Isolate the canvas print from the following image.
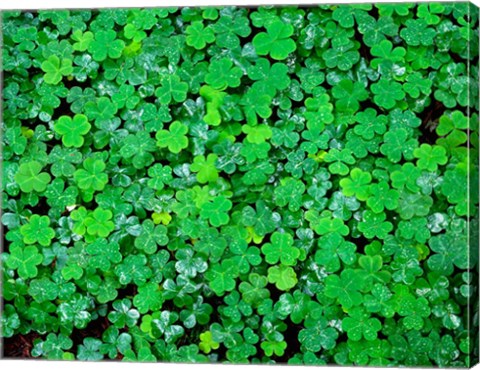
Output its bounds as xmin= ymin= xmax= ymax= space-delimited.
xmin=1 ymin=2 xmax=479 ymax=367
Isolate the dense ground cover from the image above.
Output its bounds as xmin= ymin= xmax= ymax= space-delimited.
xmin=1 ymin=3 xmax=479 ymax=366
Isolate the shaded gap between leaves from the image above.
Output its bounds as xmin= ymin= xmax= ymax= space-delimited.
xmin=3 ymin=331 xmax=40 ymax=358
xmin=417 ymin=97 xmax=445 ymax=145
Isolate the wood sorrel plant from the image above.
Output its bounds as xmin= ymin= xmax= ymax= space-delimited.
xmin=1 ymin=3 xmax=479 ymax=366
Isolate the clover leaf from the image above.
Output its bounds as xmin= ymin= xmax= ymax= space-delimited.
xmin=20 ymin=214 xmax=55 ymax=247
xmin=314 ymin=232 xmax=356 ymax=272
xmin=133 ymin=282 xmax=164 ymax=314
xmin=186 ymin=21 xmax=215 ymax=49
xmin=400 ymin=18 xmax=436 ymax=46
xmin=380 ymin=128 xmax=418 ymax=163
xmin=238 ymin=273 xmax=270 ymax=306
xmin=367 ymin=182 xmax=399 ymax=213
xmin=32 ymin=333 xmax=73 ymax=360
xmin=358 ymin=210 xmax=393 ymax=239
xmin=86 ymin=238 xmax=122 ymax=271
xmin=200 ymin=196 xmax=232 ymax=227
xmin=156 ymin=121 xmax=189 ymax=154
xmin=371 ymin=79 xmax=406 ymax=110
xmin=413 ymin=144 xmax=448 ymax=172
xmin=261 ymin=232 xmax=300 ymax=266
xmin=84 ymin=208 xmax=115 ymax=238
xmin=14 ymin=161 xmax=51 ymax=193
xmin=6 ymin=245 xmax=43 ymax=279
xmin=54 ymin=114 xmax=91 ymax=148
xmin=324 ymin=269 xmax=365 ymax=309
xmin=155 ymin=75 xmax=189 ymax=105
xmin=267 ymin=265 xmax=297 ymax=291
xmin=205 ymin=58 xmax=243 ymax=89
xmin=339 ymin=168 xmax=372 ymax=201
xmin=41 ymin=55 xmax=73 ymax=85
xmin=273 ymin=177 xmax=306 ymax=212
xmin=299 ymin=314 xmax=338 ymax=352
xmin=71 ymin=29 xmax=94 ymax=51
xmin=323 ymin=36 xmax=360 ymax=71
xmin=427 ymin=233 xmax=468 ymax=274
xmin=74 ymin=158 xmax=108 ymax=191
xmin=115 ymin=254 xmax=152 ymax=286
xmin=88 ymin=30 xmax=125 ymax=61
xmin=342 ymin=307 xmax=382 ymax=341
xmin=196 ymin=158 xmax=224 ymax=186
xmin=252 ymin=20 xmax=296 ymax=60
xmin=205 ymin=259 xmax=239 ymax=296
xmin=247 ymin=58 xmax=290 ymax=96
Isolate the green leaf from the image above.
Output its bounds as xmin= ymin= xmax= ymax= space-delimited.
xmin=134 ymin=282 xmax=164 ymax=314
xmin=88 ymin=29 xmax=125 ymax=61
xmin=367 ymin=182 xmax=399 ymax=213
xmin=84 ymin=208 xmax=115 ymax=237
xmin=314 ymin=232 xmax=356 ymax=272
xmin=71 ymin=29 xmax=94 ymax=51
xmin=135 ymin=220 xmax=168 ymax=254
xmin=413 ymin=144 xmax=448 ymax=172
xmin=371 ymin=79 xmax=406 ymax=110
xmin=86 ymin=238 xmax=122 ymax=271
xmin=342 ymin=307 xmax=382 ymax=341
xmin=186 ymin=21 xmax=215 ymax=49
xmin=261 ymin=232 xmax=300 ymax=266
xmin=400 ymin=18 xmax=435 ymax=46
xmin=6 ymin=245 xmax=43 ymax=279
xmin=358 ymin=210 xmax=393 ymax=239
xmin=205 ymin=259 xmax=239 ymax=296
xmin=190 ymin=154 xmax=219 ymax=183
xmin=155 ymin=75 xmax=189 ymax=104
xmin=54 ymin=114 xmax=91 ymax=148
xmin=115 ymin=254 xmax=152 ymax=286
xmin=156 ymin=121 xmax=189 ymax=154
xmin=261 ymin=339 xmax=287 ymax=357
xmin=206 ymin=58 xmax=243 ymax=89
xmin=77 ymin=338 xmax=104 ymax=361
xmin=339 ymin=168 xmax=372 ymax=201
xmin=73 ymin=157 xmax=108 ymax=191
xmin=120 ymin=131 xmax=156 ymax=169
xmin=324 ymin=269 xmax=365 ymax=309
xmin=199 ymin=331 xmax=220 ymax=354
xmin=41 ymin=55 xmax=73 ymax=85
xmin=238 ymin=273 xmax=270 ymax=305
xmin=20 ymin=214 xmax=55 ymax=246
xmin=252 ymin=20 xmax=296 ymax=60
xmin=323 ymin=37 xmax=359 ymax=71
xmin=299 ymin=314 xmax=338 ymax=352
xmin=200 ymin=196 xmax=232 ymax=227
xmin=427 ymin=233 xmax=468 ymax=274
xmin=267 ymin=265 xmax=298 ymax=291
xmin=108 ymin=299 xmax=140 ymax=328
xmin=14 ymin=161 xmax=51 ymax=192
xmin=380 ymin=128 xmax=418 ymax=163
xmin=28 ymin=277 xmax=58 ymax=303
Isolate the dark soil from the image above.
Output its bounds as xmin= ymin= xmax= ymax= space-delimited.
xmin=3 ymin=332 xmax=40 ymax=359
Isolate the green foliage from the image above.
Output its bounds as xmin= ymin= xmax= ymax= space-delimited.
xmin=2 ymin=4 xmax=478 ymax=367
xmin=156 ymin=121 xmax=189 ymax=154
xmin=20 ymin=214 xmax=55 ymax=246
xmin=73 ymin=157 xmax=108 ymax=191
xmin=14 ymin=161 xmax=51 ymax=192
xmin=252 ymin=20 xmax=296 ymax=60
xmin=54 ymin=114 xmax=91 ymax=148
xmin=88 ymin=30 xmax=125 ymax=61
xmin=41 ymin=55 xmax=73 ymax=85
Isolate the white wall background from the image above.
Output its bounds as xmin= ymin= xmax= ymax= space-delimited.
xmin=1 ymin=0 xmax=479 ymax=369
